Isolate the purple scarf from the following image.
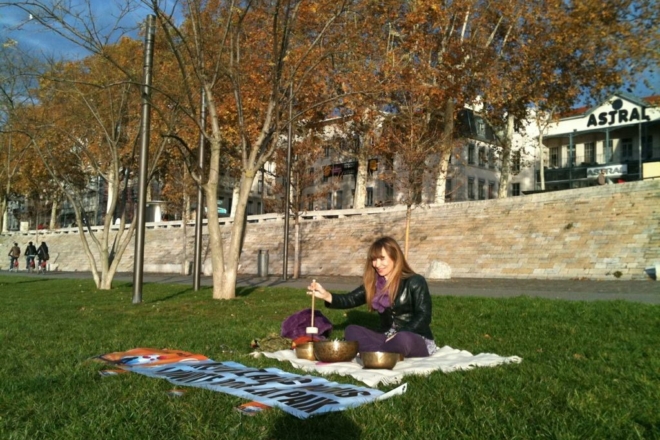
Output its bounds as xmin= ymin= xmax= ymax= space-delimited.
xmin=371 ymin=275 xmax=391 ymax=312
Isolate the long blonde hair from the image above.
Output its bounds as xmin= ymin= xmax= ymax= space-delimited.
xmin=363 ymin=236 xmax=415 ymax=311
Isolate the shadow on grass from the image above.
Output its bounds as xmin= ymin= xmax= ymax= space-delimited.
xmin=268 ymin=411 xmax=361 ymax=440
xmin=4 ymin=277 xmax=55 ymax=286
xmin=236 ymin=286 xmax=261 ymax=297
xmin=148 ymin=288 xmax=197 ymax=302
xmin=114 ymin=281 xmax=199 ymax=303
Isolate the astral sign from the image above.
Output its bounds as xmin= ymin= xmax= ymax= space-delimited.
xmin=586 ymin=99 xmax=650 ymax=128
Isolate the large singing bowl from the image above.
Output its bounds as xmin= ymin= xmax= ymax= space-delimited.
xmin=313 ymin=340 xmax=359 ymax=363
xmin=360 ymin=351 xmax=401 ymax=370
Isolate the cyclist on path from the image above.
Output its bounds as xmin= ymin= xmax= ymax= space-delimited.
xmin=25 ymin=241 xmax=38 ymax=270
xmin=8 ymin=243 xmax=21 ymax=272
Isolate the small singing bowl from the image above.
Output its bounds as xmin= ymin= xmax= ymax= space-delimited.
xmin=295 ymin=342 xmax=316 ymax=361
xmin=313 ymin=340 xmax=359 ymax=363
xmin=360 ymin=351 xmax=401 ymax=370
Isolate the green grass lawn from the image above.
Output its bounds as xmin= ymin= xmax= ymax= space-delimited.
xmin=0 ymin=275 xmax=658 ymax=440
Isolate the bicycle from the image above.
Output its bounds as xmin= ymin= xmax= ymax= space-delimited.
xmin=26 ymin=256 xmax=36 ymax=273
xmin=38 ymin=259 xmax=48 ymax=274
xmin=8 ymin=257 xmax=18 ymax=272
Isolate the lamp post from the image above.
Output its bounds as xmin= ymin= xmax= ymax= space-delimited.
xmin=282 ymin=84 xmax=293 ymax=280
xmin=193 ymin=87 xmax=206 ymax=290
xmin=132 ymin=15 xmax=156 ymax=304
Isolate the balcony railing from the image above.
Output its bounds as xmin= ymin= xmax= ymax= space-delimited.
xmin=547 ymin=153 xmax=628 ymax=169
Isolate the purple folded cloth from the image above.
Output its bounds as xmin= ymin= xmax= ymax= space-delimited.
xmin=281 ymin=308 xmax=333 ymax=339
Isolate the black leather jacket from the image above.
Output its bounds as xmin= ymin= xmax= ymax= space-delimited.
xmin=325 ymin=274 xmax=434 ymax=340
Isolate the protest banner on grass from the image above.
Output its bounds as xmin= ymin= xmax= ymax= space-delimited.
xmin=128 ymin=360 xmax=406 ymax=419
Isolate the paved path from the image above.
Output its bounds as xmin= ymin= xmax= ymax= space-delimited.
xmin=11 ymin=271 xmax=659 ymax=304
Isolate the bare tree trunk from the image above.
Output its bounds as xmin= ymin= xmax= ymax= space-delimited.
xmin=497 ymin=114 xmax=515 ymax=198
xmin=354 ymin=156 xmax=368 ymax=208
xmin=106 ymin=173 xmax=116 ymax=217
xmin=205 ymin=135 xmax=226 ymax=298
xmin=538 ymin=128 xmax=546 ymax=191
xmin=49 ymin=198 xmax=58 ymax=229
xmin=230 ymin=186 xmax=240 ymax=217
xmin=404 ymin=204 xmax=412 ymax=258
xmin=215 ymin=173 xmax=254 ymax=299
xmin=0 ymin=199 xmax=6 ymax=232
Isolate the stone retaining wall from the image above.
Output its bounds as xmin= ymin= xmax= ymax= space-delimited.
xmin=2 ymin=180 xmax=659 ymax=280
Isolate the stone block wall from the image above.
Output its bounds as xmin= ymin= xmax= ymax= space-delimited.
xmin=2 ymin=180 xmax=658 ymax=280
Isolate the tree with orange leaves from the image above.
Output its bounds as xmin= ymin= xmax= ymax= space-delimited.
xmin=12 ymin=35 xmax=177 ymax=289
xmin=148 ymin=0 xmax=358 ymax=299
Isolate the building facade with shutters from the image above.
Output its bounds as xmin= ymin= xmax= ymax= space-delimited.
xmin=296 ymin=108 xmax=539 ymax=211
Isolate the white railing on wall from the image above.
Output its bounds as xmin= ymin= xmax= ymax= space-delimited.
xmin=1 ymin=205 xmax=409 ymax=237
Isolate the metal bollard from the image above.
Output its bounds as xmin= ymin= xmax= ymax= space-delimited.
xmin=257 ymin=250 xmax=269 ymax=277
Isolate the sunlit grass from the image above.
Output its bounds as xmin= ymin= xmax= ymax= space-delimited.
xmin=0 ymin=275 xmax=658 ymax=439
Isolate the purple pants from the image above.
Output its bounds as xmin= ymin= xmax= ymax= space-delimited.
xmin=344 ymin=324 xmax=430 ymax=358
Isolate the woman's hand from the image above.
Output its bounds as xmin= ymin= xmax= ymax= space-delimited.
xmin=307 ymin=279 xmax=332 ymax=303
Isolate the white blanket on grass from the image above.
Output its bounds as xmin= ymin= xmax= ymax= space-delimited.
xmin=257 ymin=345 xmax=522 ymax=388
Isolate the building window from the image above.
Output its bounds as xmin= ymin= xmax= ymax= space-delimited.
xmin=478 ymin=179 xmax=486 ymax=200
xmin=247 ymin=200 xmax=254 ymax=215
xmin=335 ymin=191 xmax=343 ymax=209
xmin=584 ymin=142 xmax=595 ymax=163
xmin=622 ymin=138 xmax=633 ymax=159
xmin=467 ymin=177 xmax=475 ymax=200
xmin=512 ymin=150 xmax=521 ymax=173
xmin=606 ymin=140 xmax=614 ymax=163
xmin=488 ymin=181 xmax=496 ymax=198
xmin=478 ymin=147 xmax=486 ymax=167
xmin=468 ymin=143 xmax=476 ymax=165
xmin=488 ymin=149 xmax=496 ymax=169
xmin=642 ymin=136 xmax=653 ymax=159
xmin=366 ymin=187 xmax=373 ymax=206
xmin=368 ymin=158 xmax=378 ymax=176
xmin=326 ymin=192 xmax=332 ymax=210
xmin=476 ymin=118 xmax=486 ymax=138
xmin=445 ymin=179 xmax=453 ymax=202
xmin=550 ymin=147 xmax=559 ymax=167
xmin=512 ymin=183 xmax=520 ymax=196
xmin=324 ymin=146 xmax=331 ymax=157
xmin=385 ymin=183 xmax=394 ymax=201
xmin=307 ymin=195 xmax=313 ymax=211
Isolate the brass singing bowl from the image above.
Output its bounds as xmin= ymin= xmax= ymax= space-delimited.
xmin=313 ymin=340 xmax=359 ymax=363
xmin=294 ymin=342 xmax=316 ymax=361
xmin=360 ymin=351 xmax=401 ymax=369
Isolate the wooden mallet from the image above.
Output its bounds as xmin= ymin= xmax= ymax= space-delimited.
xmin=306 ymin=279 xmax=319 ymax=335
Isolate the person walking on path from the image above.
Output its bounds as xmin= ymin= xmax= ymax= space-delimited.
xmin=37 ymin=242 xmax=50 ymax=272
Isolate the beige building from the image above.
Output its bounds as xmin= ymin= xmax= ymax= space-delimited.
xmin=541 ymin=93 xmax=660 ymax=189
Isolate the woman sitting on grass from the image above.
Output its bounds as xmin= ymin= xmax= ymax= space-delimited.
xmin=307 ymin=236 xmax=436 ymax=358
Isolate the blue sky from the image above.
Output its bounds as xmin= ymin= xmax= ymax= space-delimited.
xmin=0 ymin=0 xmax=170 ymax=59
xmin=1 ymin=1 xmax=658 ymax=99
